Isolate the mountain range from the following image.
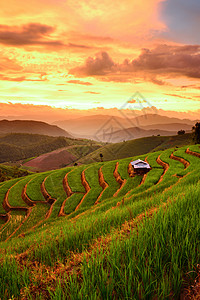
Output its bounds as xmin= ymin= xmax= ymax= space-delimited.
xmin=53 ymin=114 xmax=195 ymax=142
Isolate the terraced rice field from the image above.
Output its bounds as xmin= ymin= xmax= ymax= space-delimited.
xmin=0 ymin=145 xmax=200 ymax=299
xmin=0 ymin=145 xmax=199 ymax=240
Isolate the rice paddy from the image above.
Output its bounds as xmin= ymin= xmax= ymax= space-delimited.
xmin=0 ymin=145 xmax=200 ymax=299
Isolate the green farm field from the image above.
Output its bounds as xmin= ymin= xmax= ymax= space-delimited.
xmin=0 ymin=144 xmax=200 ymax=299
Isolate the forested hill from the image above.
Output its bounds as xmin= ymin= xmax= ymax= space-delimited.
xmin=0 ymin=133 xmax=99 ymax=163
xmin=0 ymin=119 xmax=72 ymax=137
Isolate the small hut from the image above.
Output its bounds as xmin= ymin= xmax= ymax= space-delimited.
xmin=130 ymin=159 xmax=151 ymax=175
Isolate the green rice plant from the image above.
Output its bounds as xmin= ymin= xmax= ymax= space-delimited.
xmin=44 ymin=167 xmax=72 ymax=218
xmin=189 ymin=144 xmax=200 ymax=153
xmin=64 ymin=193 xmax=84 ymax=214
xmin=0 ymin=210 xmax=27 ymax=241
xmin=0 ymin=178 xmax=23 ymax=214
xmin=0 ymin=256 xmax=30 ymax=299
xmin=117 ymin=154 xmax=146 ymax=197
xmin=63 ymin=180 xmax=200 ymax=299
xmin=0 ymin=146 xmax=199 ymax=266
xmin=78 ymin=162 xmax=103 ymax=209
xmin=8 ymin=175 xmax=36 ymax=207
xmin=67 ymin=165 xmax=86 ymax=193
xmin=0 ymin=145 xmax=200 ymax=298
xmin=11 ymin=203 xmax=50 ymax=239
xmin=26 ymin=171 xmax=53 ymax=201
xmin=99 ymin=161 xmax=120 ymax=201
xmin=6 ymin=167 xmax=199 ymax=266
xmin=173 ymin=146 xmax=200 ymax=175
xmin=159 ymin=148 xmax=185 ymax=179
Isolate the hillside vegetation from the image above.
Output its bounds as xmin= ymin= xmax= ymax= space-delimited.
xmin=0 ymin=164 xmax=31 ymax=182
xmin=78 ymin=133 xmax=193 ymax=164
xmin=0 ymin=144 xmax=200 ymax=299
xmin=0 ymin=133 xmax=102 ymax=164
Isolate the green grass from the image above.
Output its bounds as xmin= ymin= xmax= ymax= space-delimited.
xmin=79 ymin=134 xmax=193 ymax=164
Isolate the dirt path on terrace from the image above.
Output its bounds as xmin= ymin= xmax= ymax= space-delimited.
xmin=156 ymin=155 xmax=169 ymax=183
xmin=113 ymin=162 xmax=126 ymax=197
xmin=95 ymin=166 xmax=108 ymax=204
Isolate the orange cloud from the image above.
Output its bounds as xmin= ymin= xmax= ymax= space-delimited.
xmin=164 ymin=94 xmax=194 ymax=100
xmin=84 ymin=91 xmax=101 ymax=94
xmin=70 ymin=51 xmax=115 ymax=76
xmin=128 ymin=99 xmax=137 ymax=104
xmin=67 ymin=80 xmax=93 ymax=86
xmin=0 ymin=55 xmax=22 ymax=71
xmin=0 ymin=102 xmax=199 ymax=123
xmin=0 ymin=23 xmax=64 ymax=47
xmin=69 ymin=45 xmax=200 ymax=83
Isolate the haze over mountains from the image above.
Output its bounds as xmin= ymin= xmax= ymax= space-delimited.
xmin=54 ymin=114 xmax=195 ymax=142
xmin=0 ymin=114 xmax=196 ymax=143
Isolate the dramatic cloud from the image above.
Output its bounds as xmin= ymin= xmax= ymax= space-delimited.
xmin=0 ymin=0 xmax=199 ymax=114
xmin=70 ymin=52 xmax=115 ymax=76
xmin=70 ymin=45 xmax=200 ymax=83
xmin=0 ymin=23 xmax=64 ymax=47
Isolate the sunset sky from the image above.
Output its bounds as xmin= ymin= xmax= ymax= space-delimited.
xmin=0 ymin=0 xmax=200 ymax=120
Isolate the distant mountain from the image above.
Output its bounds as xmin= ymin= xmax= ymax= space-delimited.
xmin=131 ymin=114 xmax=196 ymax=127
xmin=140 ymin=123 xmax=192 ymax=132
xmin=0 ymin=120 xmax=73 ymax=138
xmin=53 ymin=113 xmax=195 ymax=141
xmin=53 ymin=115 xmax=131 ymax=138
xmin=99 ymin=127 xmax=178 ymax=143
